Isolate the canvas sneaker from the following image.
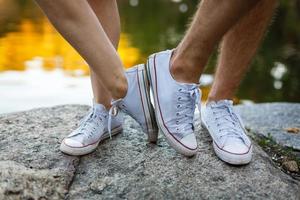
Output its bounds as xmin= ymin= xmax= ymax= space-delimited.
xmin=146 ymin=50 xmax=200 ymax=156
xmin=202 ymin=100 xmax=252 ymax=165
xmin=109 ymin=64 xmax=158 ymax=143
xmin=60 ymin=103 xmax=122 ymax=156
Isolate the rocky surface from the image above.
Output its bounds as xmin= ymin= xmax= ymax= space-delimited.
xmin=235 ymin=103 xmax=300 ymax=150
xmin=0 ymin=104 xmax=299 ymax=200
xmin=0 ymin=106 xmax=84 ymax=200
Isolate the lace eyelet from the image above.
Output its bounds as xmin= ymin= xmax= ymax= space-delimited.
xmin=176 ymin=113 xmax=180 ymax=116
xmin=177 ymin=105 xmax=181 ymax=108
xmin=178 ymin=97 xmax=182 ymax=100
xmin=178 ymin=88 xmax=182 ymax=92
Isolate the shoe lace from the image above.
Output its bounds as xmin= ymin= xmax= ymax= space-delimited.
xmin=108 ymin=99 xmax=124 ymax=138
xmin=210 ymin=103 xmax=247 ymax=145
xmin=77 ymin=108 xmax=106 ymax=139
xmin=175 ymin=84 xmax=201 ymax=133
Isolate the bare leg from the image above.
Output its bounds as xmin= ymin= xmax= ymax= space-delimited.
xmin=170 ymin=0 xmax=259 ymax=83
xmin=35 ymin=0 xmax=127 ymax=99
xmin=87 ymin=0 xmax=120 ymax=108
xmin=208 ymin=0 xmax=277 ymax=101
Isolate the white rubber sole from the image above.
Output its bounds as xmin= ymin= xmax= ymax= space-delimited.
xmin=146 ymin=56 xmax=197 ymax=156
xmin=136 ymin=64 xmax=159 ymax=143
xmin=60 ymin=126 xmax=123 ymax=156
xmin=213 ymin=142 xmax=252 ymax=165
xmin=201 ymin=119 xmax=252 ymax=165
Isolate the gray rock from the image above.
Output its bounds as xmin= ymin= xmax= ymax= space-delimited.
xmin=0 ymin=105 xmax=299 ymax=200
xmin=235 ymin=103 xmax=300 ymax=150
xmin=0 ymin=105 xmax=85 ymax=200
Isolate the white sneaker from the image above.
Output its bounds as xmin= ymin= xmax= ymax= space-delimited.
xmin=202 ymin=100 xmax=252 ymax=165
xmin=109 ymin=64 xmax=158 ymax=143
xmin=146 ymin=50 xmax=200 ymax=156
xmin=60 ymin=103 xmax=122 ymax=156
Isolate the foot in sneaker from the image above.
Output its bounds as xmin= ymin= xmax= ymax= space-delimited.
xmin=109 ymin=64 xmax=158 ymax=143
xmin=146 ymin=50 xmax=200 ymax=156
xmin=202 ymin=100 xmax=252 ymax=165
xmin=60 ymin=103 xmax=122 ymax=156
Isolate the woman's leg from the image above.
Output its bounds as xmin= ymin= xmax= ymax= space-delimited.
xmin=35 ymin=0 xmax=127 ymax=99
xmin=87 ymin=0 xmax=120 ymax=108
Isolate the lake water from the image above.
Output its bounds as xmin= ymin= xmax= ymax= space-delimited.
xmin=0 ymin=0 xmax=299 ymax=114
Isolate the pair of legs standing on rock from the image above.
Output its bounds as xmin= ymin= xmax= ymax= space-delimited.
xmin=36 ymin=0 xmax=276 ymax=164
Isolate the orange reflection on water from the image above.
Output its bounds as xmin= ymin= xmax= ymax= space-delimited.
xmin=0 ymin=18 xmax=141 ymax=75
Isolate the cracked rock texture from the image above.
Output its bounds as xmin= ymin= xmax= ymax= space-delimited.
xmin=0 ymin=104 xmax=299 ymax=200
xmin=235 ymin=103 xmax=300 ymax=150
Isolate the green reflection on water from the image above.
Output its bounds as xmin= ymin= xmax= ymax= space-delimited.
xmin=119 ymin=0 xmax=300 ymax=102
xmin=0 ymin=0 xmax=299 ymax=102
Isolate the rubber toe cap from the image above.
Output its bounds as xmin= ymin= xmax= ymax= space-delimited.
xmin=222 ymin=139 xmax=251 ymax=155
xmin=180 ymin=133 xmax=197 ymax=150
xmin=63 ymin=138 xmax=83 ymax=148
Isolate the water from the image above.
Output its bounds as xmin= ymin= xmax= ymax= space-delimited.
xmin=0 ymin=0 xmax=299 ymax=114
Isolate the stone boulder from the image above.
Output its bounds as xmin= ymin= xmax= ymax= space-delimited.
xmin=235 ymin=103 xmax=300 ymax=150
xmin=0 ymin=104 xmax=299 ymax=199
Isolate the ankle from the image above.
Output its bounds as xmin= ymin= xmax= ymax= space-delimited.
xmin=208 ymin=86 xmax=236 ymax=103
xmin=112 ymin=77 xmax=128 ymax=100
xmin=170 ymin=52 xmax=200 ymax=84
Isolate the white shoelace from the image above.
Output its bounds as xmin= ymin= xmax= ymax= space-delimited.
xmin=70 ymin=108 xmax=107 ymax=139
xmin=210 ymin=103 xmax=249 ymax=146
xmin=175 ymin=84 xmax=201 ymax=134
xmin=108 ymin=99 xmax=123 ymax=137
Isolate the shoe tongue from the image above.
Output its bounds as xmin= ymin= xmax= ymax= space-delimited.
xmin=179 ymin=82 xmax=199 ymax=90
xmin=93 ymin=103 xmax=107 ymax=114
xmin=208 ymin=99 xmax=233 ymax=107
xmin=217 ymin=99 xmax=233 ymax=106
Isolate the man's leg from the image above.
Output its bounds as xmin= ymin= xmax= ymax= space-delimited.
xmin=146 ymin=0 xmax=260 ymax=156
xmin=201 ymin=0 xmax=277 ymax=164
xmin=208 ymin=0 xmax=277 ymax=101
xmin=35 ymin=0 xmax=127 ymax=99
xmin=87 ymin=0 xmax=120 ymax=108
xmin=170 ymin=0 xmax=259 ymax=83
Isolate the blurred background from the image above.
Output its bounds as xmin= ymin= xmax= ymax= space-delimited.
xmin=0 ymin=0 xmax=299 ymax=114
